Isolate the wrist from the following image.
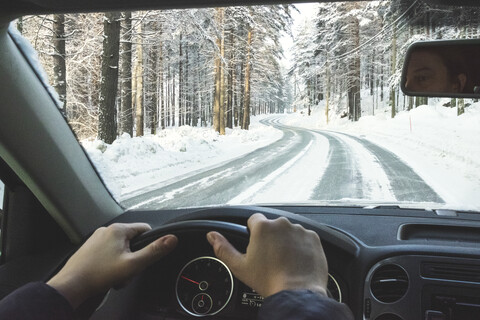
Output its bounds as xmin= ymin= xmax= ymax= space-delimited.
xmin=264 ymin=278 xmax=327 ymax=298
xmin=47 ymin=272 xmax=91 ymax=309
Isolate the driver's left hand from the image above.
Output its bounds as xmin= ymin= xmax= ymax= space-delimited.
xmin=47 ymin=223 xmax=177 ymax=309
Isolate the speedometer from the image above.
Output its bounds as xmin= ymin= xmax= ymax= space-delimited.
xmin=175 ymin=257 xmax=234 ymax=317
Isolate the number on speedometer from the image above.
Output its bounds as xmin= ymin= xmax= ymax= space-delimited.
xmin=175 ymin=257 xmax=234 ymax=317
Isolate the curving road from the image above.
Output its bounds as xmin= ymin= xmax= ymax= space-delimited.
xmin=122 ymin=117 xmax=317 ymax=209
xmin=122 ymin=115 xmax=443 ymax=210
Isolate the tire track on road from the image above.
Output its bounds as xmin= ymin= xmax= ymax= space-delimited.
xmin=341 ymin=133 xmax=444 ymax=203
xmin=310 ymin=132 xmax=364 ymax=200
xmin=311 ymin=129 xmax=443 ymax=203
xmin=122 ymin=117 xmax=316 ymax=209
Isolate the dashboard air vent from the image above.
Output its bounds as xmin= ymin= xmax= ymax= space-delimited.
xmin=370 ymin=264 xmax=409 ymax=303
xmin=421 ymin=262 xmax=480 ymax=283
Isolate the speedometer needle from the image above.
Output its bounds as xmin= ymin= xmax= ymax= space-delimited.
xmin=181 ymin=276 xmax=200 ymax=285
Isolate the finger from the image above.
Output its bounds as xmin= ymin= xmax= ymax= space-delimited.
xmin=121 ymin=223 xmax=152 ymax=239
xmin=247 ymin=213 xmax=268 ymax=231
xmin=130 ymin=234 xmax=178 ymax=270
xmin=207 ymin=232 xmax=245 ymax=276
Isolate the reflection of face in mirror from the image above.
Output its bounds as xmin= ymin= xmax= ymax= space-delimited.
xmin=405 ymin=49 xmax=467 ymax=93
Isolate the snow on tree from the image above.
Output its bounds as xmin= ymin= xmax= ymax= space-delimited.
xmin=18 ymin=1 xmax=480 ymax=142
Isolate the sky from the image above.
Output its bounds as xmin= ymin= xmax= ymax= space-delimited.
xmin=280 ymin=2 xmax=318 ymax=69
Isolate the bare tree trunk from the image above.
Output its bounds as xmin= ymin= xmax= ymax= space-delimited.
xmin=192 ymin=50 xmax=199 ymax=127
xmin=53 ymin=14 xmax=67 ymax=112
xmin=242 ymin=27 xmax=252 ymax=130
xmin=185 ymin=45 xmax=190 ymax=126
xmin=166 ymin=63 xmax=170 ymax=127
xmin=233 ymin=57 xmax=238 ymax=127
xmin=159 ymin=41 xmax=165 ymax=130
xmin=17 ymin=16 xmax=23 ymax=34
xmin=226 ymin=28 xmax=234 ymax=129
xmin=390 ymin=22 xmax=397 ymax=119
xmin=213 ymin=8 xmax=224 ymax=134
xmin=239 ymin=60 xmax=245 ymax=127
xmin=219 ymin=20 xmax=226 ymax=135
xmin=172 ymin=68 xmax=175 ymax=127
xmin=98 ymin=12 xmax=121 ymax=144
xmin=135 ymin=23 xmax=144 ymax=137
xmin=149 ymin=48 xmax=158 ymax=134
xmin=179 ymin=33 xmax=184 ymax=126
xmin=458 ymin=98 xmax=465 ymax=115
xmin=347 ymin=14 xmax=361 ymax=121
xmin=120 ymin=12 xmax=133 ymax=136
xmin=325 ymin=54 xmax=330 ymax=124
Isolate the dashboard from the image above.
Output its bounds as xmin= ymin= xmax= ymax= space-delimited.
xmin=90 ymin=205 xmax=480 ymax=320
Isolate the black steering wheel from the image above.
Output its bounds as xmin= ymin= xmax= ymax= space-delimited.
xmin=89 ymin=206 xmax=359 ymax=319
xmin=130 ymin=220 xmax=249 ymax=252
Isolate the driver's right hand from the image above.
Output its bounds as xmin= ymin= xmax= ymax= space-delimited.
xmin=206 ymin=213 xmax=328 ymax=298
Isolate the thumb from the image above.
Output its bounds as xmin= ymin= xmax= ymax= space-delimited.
xmin=131 ymin=234 xmax=178 ymax=271
xmin=207 ymin=232 xmax=244 ymax=277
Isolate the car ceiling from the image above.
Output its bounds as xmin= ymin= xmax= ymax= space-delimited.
xmin=1 ymin=0 xmax=480 ymax=18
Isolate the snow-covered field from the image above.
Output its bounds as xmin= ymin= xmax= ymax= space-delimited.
xmin=285 ymin=100 xmax=480 ymax=210
xmin=82 ymin=117 xmax=282 ymax=199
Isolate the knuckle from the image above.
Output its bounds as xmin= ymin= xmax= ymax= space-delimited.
xmin=307 ymin=229 xmax=320 ymax=241
xmin=276 ymin=217 xmax=290 ymax=225
xmin=253 ymin=219 xmax=270 ymax=233
xmin=108 ymin=223 xmax=126 ymax=235
xmin=293 ymin=223 xmax=305 ymax=230
xmin=214 ymin=242 xmax=226 ymax=258
xmin=96 ymin=226 xmax=107 ymax=233
xmin=150 ymin=240 xmax=163 ymax=255
xmin=274 ymin=217 xmax=294 ymax=230
xmin=107 ymin=223 xmax=121 ymax=231
xmin=92 ymin=226 xmax=108 ymax=237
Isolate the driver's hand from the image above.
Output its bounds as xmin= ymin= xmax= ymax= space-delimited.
xmin=47 ymin=223 xmax=177 ymax=309
xmin=207 ymin=213 xmax=328 ymax=298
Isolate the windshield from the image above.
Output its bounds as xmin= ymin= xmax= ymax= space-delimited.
xmin=17 ymin=1 xmax=480 ymax=211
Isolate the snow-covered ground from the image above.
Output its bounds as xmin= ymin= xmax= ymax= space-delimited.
xmin=285 ymin=100 xmax=480 ymax=211
xmin=82 ymin=116 xmax=282 ymax=200
xmin=82 ymin=98 xmax=480 ymax=211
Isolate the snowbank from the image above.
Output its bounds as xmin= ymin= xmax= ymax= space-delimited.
xmin=288 ymin=100 xmax=480 ymax=210
xmin=82 ymin=116 xmax=283 ymax=200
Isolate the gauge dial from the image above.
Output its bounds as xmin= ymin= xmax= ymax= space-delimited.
xmin=176 ymin=257 xmax=234 ymax=317
xmin=327 ymin=274 xmax=342 ymax=302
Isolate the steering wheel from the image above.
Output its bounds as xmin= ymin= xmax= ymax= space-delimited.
xmin=88 ymin=220 xmax=251 ymax=319
xmin=130 ymin=220 xmax=249 ymax=252
xmin=90 ymin=207 xmax=358 ymax=319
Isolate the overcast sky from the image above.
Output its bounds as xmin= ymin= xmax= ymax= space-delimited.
xmin=281 ymin=2 xmax=318 ymax=69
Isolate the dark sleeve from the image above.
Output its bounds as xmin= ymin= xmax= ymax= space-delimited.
xmin=0 ymin=282 xmax=75 ymax=319
xmin=258 ymin=290 xmax=354 ymax=320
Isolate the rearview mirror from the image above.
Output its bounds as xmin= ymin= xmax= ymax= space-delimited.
xmin=401 ymin=40 xmax=480 ymax=98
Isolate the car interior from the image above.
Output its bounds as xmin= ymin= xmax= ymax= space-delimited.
xmin=1 ymin=0 xmax=480 ymax=319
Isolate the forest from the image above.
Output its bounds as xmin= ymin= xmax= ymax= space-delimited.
xmin=17 ymin=0 xmax=480 ymax=143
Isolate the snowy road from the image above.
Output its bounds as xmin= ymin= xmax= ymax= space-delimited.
xmin=122 ymin=115 xmax=444 ymax=209
xmin=123 ymin=117 xmax=316 ymax=209
xmin=310 ymin=130 xmax=443 ymax=203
